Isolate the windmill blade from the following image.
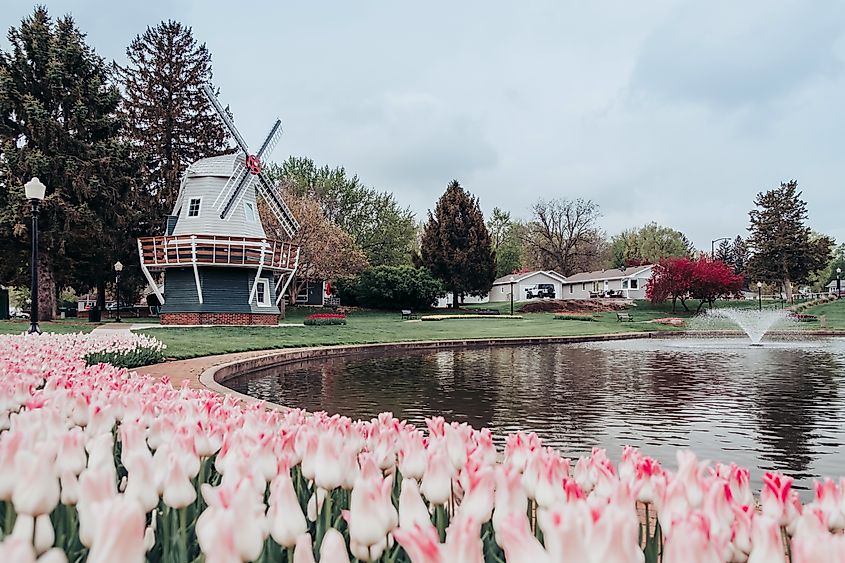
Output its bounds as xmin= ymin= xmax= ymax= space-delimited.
xmin=256 ymin=173 xmax=299 ymax=238
xmin=256 ymin=119 xmax=283 ymax=160
xmin=219 ymin=166 xmax=256 ymax=220
xmin=201 ymin=83 xmax=250 ymax=154
xmin=213 ymin=156 xmax=248 ymax=209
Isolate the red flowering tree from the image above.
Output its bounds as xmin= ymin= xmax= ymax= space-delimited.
xmin=647 ymin=257 xmax=744 ymax=312
xmin=689 ymin=259 xmax=745 ymax=312
xmin=646 ymin=258 xmax=695 ymax=312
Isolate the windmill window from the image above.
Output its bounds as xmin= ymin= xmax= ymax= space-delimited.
xmin=256 ymin=279 xmax=272 ymax=307
xmin=244 ymin=202 xmax=257 ymax=223
xmin=187 ymin=198 xmax=201 ymax=217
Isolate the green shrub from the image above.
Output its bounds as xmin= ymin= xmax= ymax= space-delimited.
xmin=304 ymin=314 xmax=347 ymax=326
xmin=553 ymin=314 xmax=596 ymax=321
xmin=351 ymin=265 xmax=445 ymax=310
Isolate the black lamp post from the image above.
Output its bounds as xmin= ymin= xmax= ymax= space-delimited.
xmin=711 ymin=237 xmax=730 ymax=259
xmin=25 ymin=178 xmax=46 ymax=335
xmin=837 ymin=267 xmax=841 ymax=298
xmin=509 ymin=276 xmax=515 ymax=316
xmin=114 ymin=261 xmax=124 ymax=323
xmin=757 ymin=281 xmax=763 ymax=311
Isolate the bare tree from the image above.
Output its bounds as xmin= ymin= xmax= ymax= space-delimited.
xmin=523 ymin=198 xmax=604 ymax=275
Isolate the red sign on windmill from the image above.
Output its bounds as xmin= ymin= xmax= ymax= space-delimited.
xmin=245 ymin=154 xmax=262 ymax=175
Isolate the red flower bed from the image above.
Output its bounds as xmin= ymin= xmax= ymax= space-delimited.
xmin=304 ymin=313 xmax=347 ymax=326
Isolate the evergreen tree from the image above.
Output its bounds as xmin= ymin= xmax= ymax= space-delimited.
xmin=715 ymin=238 xmax=732 ymax=264
xmin=116 ymin=20 xmax=229 ymax=234
xmin=0 ymin=7 xmax=141 ymax=319
xmin=747 ymin=180 xmax=832 ymax=300
xmin=420 ymin=180 xmax=496 ymax=307
xmin=730 ymin=235 xmax=748 ymax=278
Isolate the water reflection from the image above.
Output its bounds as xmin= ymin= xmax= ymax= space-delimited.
xmin=227 ymin=338 xmax=845 ymax=491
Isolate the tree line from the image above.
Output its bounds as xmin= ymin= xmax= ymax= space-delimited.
xmin=0 ymin=8 xmax=838 ymax=317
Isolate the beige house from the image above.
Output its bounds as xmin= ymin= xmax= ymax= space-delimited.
xmin=488 ymin=271 xmax=568 ymax=303
xmin=560 ymin=265 xmax=654 ymax=300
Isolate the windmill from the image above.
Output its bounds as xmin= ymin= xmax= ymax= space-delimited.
xmin=137 ymin=84 xmax=300 ymax=325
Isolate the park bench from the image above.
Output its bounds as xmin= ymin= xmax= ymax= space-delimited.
xmin=401 ymin=310 xmax=419 ymax=320
xmin=476 ymin=308 xmax=501 ymax=315
xmin=616 ymin=312 xmax=634 ymax=322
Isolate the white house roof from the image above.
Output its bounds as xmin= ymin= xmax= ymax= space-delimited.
xmin=829 ymin=280 xmax=840 ymax=288
xmin=562 ymin=264 xmax=654 ymax=284
xmin=492 ymin=270 xmax=567 ymax=285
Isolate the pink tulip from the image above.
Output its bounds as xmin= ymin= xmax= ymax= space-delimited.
xmin=457 ymin=463 xmax=495 ymax=522
xmin=536 ymin=501 xmax=591 ymax=562
xmin=398 ymin=431 xmax=427 ymax=480
xmin=77 ymin=466 xmax=117 ymax=547
xmin=195 ymin=502 xmax=240 ymax=563
xmin=498 ymin=512 xmax=550 ymax=563
xmin=0 ymin=536 xmax=37 ymax=563
xmin=12 ymin=449 xmax=60 ymax=516
xmin=86 ymin=496 xmax=147 ymax=563
xmin=813 ymin=478 xmax=845 ymax=531
xmin=268 ymin=471 xmax=308 ymax=548
xmin=0 ymin=430 xmax=24 ymax=501
xmin=747 ymin=515 xmax=787 ymax=563
xmin=393 ymin=523 xmax=443 ymax=563
xmin=162 ymin=451 xmax=197 ymax=508
xmin=123 ymin=451 xmax=159 ymax=513
xmin=492 ymin=465 xmax=528 ymax=544
xmin=675 ymin=450 xmax=707 ymax=509
xmin=320 ymin=528 xmax=351 ymax=563
xmin=57 ymin=428 xmax=87 ymax=476
xmin=442 ymin=512 xmax=484 ymax=563
xmin=662 ymin=511 xmax=725 ymax=563
xmin=399 ymin=478 xmax=433 ymax=530
xmin=760 ymin=472 xmax=796 ymax=527
xmin=420 ymin=440 xmax=452 ymax=506
xmin=314 ymin=430 xmax=346 ymax=491
xmin=293 ymin=533 xmax=317 ymax=563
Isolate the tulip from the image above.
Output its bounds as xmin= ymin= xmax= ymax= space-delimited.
xmin=314 ymin=431 xmax=345 ymax=491
xmin=420 ymin=440 xmax=452 ymax=506
xmin=12 ymin=449 xmax=60 ymax=516
xmin=77 ymin=466 xmax=117 ymax=547
xmin=86 ymin=496 xmax=147 ymax=563
xmin=268 ymin=471 xmax=308 ymax=548
xmin=492 ymin=465 xmax=528 ymax=545
xmin=747 ymin=515 xmax=786 ymax=563
xmin=536 ymin=502 xmax=591 ymax=562
xmin=293 ymin=533 xmax=317 ymax=563
xmin=0 ymin=536 xmax=37 ymax=563
xmin=393 ymin=523 xmax=442 ymax=563
xmin=399 ymin=478 xmax=432 ymax=530
xmin=320 ymin=528 xmax=351 ymax=563
xmin=398 ymin=432 xmax=427 ymax=480
xmin=662 ymin=512 xmax=724 ymax=563
xmin=162 ymin=451 xmax=197 ymax=509
xmin=760 ymin=472 xmax=796 ymax=528
xmin=498 ymin=513 xmax=550 ymax=563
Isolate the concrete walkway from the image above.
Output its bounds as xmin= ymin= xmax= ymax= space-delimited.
xmin=134 ymin=349 xmax=282 ymax=390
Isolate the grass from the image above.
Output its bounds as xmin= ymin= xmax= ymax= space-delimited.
xmin=0 ymin=318 xmax=97 ymax=334
xmin=140 ymin=306 xmax=661 ymax=360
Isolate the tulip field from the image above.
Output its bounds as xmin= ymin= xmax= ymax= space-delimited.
xmin=1 ymin=333 xmax=844 ymax=562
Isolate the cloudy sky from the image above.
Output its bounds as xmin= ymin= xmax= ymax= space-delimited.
xmin=3 ymin=1 xmax=844 ymax=249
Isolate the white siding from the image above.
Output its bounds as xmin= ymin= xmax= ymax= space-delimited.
xmin=489 ymin=272 xmax=563 ymax=302
xmin=171 ymin=175 xmax=267 ymax=239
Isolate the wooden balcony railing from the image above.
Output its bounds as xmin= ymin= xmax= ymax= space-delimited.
xmin=138 ymin=234 xmax=299 ymax=271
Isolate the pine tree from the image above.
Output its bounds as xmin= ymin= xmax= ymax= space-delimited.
xmin=747 ymin=180 xmax=832 ymax=300
xmin=730 ymin=235 xmax=748 ymax=277
xmin=116 ymin=20 xmax=229 ymax=234
xmin=0 ymin=7 xmax=141 ymax=319
xmin=420 ymin=180 xmax=496 ymax=308
xmin=715 ymin=238 xmax=732 ymax=264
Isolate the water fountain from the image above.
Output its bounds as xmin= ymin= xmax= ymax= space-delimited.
xmin=704 ymin=308 xmax=790 ymax=345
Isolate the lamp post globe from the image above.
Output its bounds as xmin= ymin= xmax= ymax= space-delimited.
xmin=25 ymin=178 xmax=46 ymax=335
xmin=114 ymin=261 xmax=124 ymax=323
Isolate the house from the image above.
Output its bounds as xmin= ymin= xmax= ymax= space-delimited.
xmin=560 ymin=265 xmax=654 ymax=300
xmin=435 ymin=293 xmax=488 ymax=308
xmin=488 ymin=271 xmax=568 ymax=303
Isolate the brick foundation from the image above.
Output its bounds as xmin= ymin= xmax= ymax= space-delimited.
xmin=160 ymin=312 xmax=280 ymax=326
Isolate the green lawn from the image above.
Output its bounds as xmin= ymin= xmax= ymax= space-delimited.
xmin=141 ymin=306 xmax=663 ymax=360
xmin=0 ymin=318 xmax=97 ymax=334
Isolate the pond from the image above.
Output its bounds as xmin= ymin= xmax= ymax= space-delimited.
xmin=226 ymin=337 xmax=845 ymax=492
